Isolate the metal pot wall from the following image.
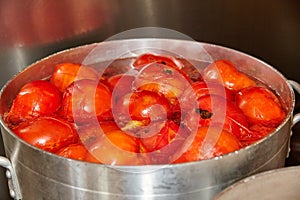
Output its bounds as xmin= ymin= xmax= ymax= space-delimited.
xmin=214 ymin=166 xmax=300 ymax=200
xmin=0 ymin=39 xmax=299 ymax=200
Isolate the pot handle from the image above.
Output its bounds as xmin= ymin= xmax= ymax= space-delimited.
xmin=288 ymin=80 xmax=300 ymax=126
xmin=0 ymin=156 xmax=22 ymax=200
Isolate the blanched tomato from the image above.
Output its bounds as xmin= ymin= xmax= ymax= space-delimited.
xmin=185 ymin=94 xmax=249 ymax=140
xmin=174 ymin=127 xmax=241 ymax=163
xmin=88 ymin=129 xmax=147 ymax=165
xmin=236 ymin=86 xmax=286 ymax=127
xmin=12 ymin=116 xmax=78 ymax=153
xmin=132 ymin=53 xmax=184 ymax=71
xmin=61 ymin=79 xmax=112 ymax=123
xmin=50 ymin=62 xmax=99 ymax=92
xmin=133 ymin=62 xmax=191 ymax=103
xmin=57 ymin=143 xmax=90 ymax=161
xmin=114 ymin=90 xmax=172 ymax=130
xmin=6 ymin=80 xmax=61 ymax=124
xmin=202 ymin=60 xmax=256 ymax=91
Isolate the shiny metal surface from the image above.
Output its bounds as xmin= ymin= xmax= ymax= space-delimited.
xmin=214 ymin=166 xmax=300 ymax=200
xmin=0 ymin=39 xmax=296 ymax=200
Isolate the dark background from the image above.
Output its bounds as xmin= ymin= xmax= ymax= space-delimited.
xmin=0 ymin=0 xmax=299 ymax=199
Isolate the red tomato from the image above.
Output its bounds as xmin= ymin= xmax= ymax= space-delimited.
xmin=50 ymin=63 xmax=99 ymax=92
xmin=174 ymin=127 xmax=241 ymax=163
xmin=12 ymin=116 xmax=78 ymax=153
xmin=113 ymin=90 xmax=172 ymax=130
xmin=236 ymin=86 xmax=286 ymax=127
xmin=88 ymin=130 xmax=147 ymax=165
xmin=133 ymin=62 xmax=191 ymax=104
xmin=184 ymin=94 xmax=249 ymax=140
xmin=61 ymin=79 xmax=112 ymax=123
xmin=106 ymin=74 xmax=135 ymax=103
xmin=7 ymin=80 xmax=61 ymax=123
xmin=202 ymin=60 xmax=256 ymax=91
xmin=132 ymin=53 xmax=184 ymax=70
xmin=57 ymin=143 xmax=90 ymax=161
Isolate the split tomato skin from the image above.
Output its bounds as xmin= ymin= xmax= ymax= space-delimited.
xmin=57 ymin=143 xmax=89 ymax=161
xmin=7 ymin=80 xmax=61 ymax=124
xmin=236 ymin=86 xmax=286 ymax=127
xmin=12 ymin=116 xmax=78 ymax=153
xmin=202 ymin=60 xmax=256 ymax=91
xmin=174 ymin=127 xmax=241 ymax=163
xmin=50 ymin=62 xmax=99 ymax=92
xmin=61 ymin=79 xmax=112 ymax=123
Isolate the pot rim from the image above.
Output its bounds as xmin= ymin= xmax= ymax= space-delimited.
xmin=0 ymin=38 xmax=296 ymax=169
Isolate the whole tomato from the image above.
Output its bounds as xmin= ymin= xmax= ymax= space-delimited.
xmin=236 ymin=86 xmax=286 ymax=127
xmin=132 ymin=53 xmax=184 ymax=71
xmin=60 ymin=79 xmax=112 ymax=123
xmin=133 ymin=62 xmax=191 ymax=104
xmin=57 ymin=143 xmax=92 ymax=161
xmin=174 ymin=127 xmax=241 ymax=163
xmin=50 ymin=62 xmax=99 ymax=92
xmin=88 ymin=129 xmax=148 ymax=165
xmin=113 ymin=90 xmax=172 ymax=130
xmin=6 ymin=80 xmax=61 ymax=124
xmin=184 ymin=94 xmax=249 ymax=140
xmin=202 ymin=60 xmax=256 ymax=91
xmin=12 ymin=116 xmax=78 ymax=153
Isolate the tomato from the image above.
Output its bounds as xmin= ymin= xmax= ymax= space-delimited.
xmin=173 ymin=127 xmax=241 ymax=163
xmin=106 ymin=74 xmax=135 ymax=103
xmin=57 ymin=143 xmax=89 ymax=161
xmin=60 ymin=79 xmax=112 ymax=123
xmin=113 ymin=90 xmax=172 ymax=130
xmin=236 ymin=86 xmax=286 ymax=127
xmin=6 ymin=80 xmax=61 ymax=124
xmin=50 ymin=62 xmax=99 ymax=92
xmin=202 ymin=60 xmax=256 ymax=91
xmin=88 ymin=129 xmax=147 ymax=165
xmin=132 ymin=53 xmax=184 ymax=71
xmin=12 ymin=116 xmax=78 ymax=153
xmin=184 ymin=94 xmax=249 ymax=140
xmin=133 ymin=62 xmax=191 ymax=104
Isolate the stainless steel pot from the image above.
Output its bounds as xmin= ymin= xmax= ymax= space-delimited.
xmin=0 ymin=39 xmax=299 ymax=200
xmin=214 ymin=165 xmax=300 ymax=200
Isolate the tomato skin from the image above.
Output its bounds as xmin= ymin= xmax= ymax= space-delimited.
xmin=174 ymin=127 xmax=241 ymax=163
xmin=12 ymin=116 xmax=78 ymax=153
xmin=236 ymin=86 xmax=286 ymax=127
xmin=132 ymin=53 xmax=184 ymax=71
xmin=50 ymin=62 xmax=99 ymax=92
xmin=202 ymin=60 xmax=256 ymax=91
xmin=88 ymin=130 xmax=147 ymax=165
xmin=61 ymin=79 xmax=112 ymax=123
xmin=7 ymin=80 xmax=61 ymax=124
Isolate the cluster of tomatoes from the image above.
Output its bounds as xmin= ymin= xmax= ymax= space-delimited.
xmin=4 ymin=53 xmax=287 ymax=165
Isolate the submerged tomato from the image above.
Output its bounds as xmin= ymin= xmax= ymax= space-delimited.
xmin=7 ymin=80 xmax=61 ymax=123
xmin=13 ymin=116 xmax=78 ymax=153
xmin=174 ymin=127 xmax=241 ymax=163
xmin=61 ymin=79 xmax=112 ymax=123
xmin=114 ymin=90 xmax=172 ymax=130
xmin=57 ymin=143 xmax=90 ymax=161
xmin=202 ymin=60 xmax=256 ymax=91
xmin=236 ymin=86 xmax=286 ymax=127
xmin=50 ymin=62 xmax=99 ymax=92
xmin=132 ymin=53 xmax=184 ymax=70
xmin=88 ymin=129 xmax=147 ymax=165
